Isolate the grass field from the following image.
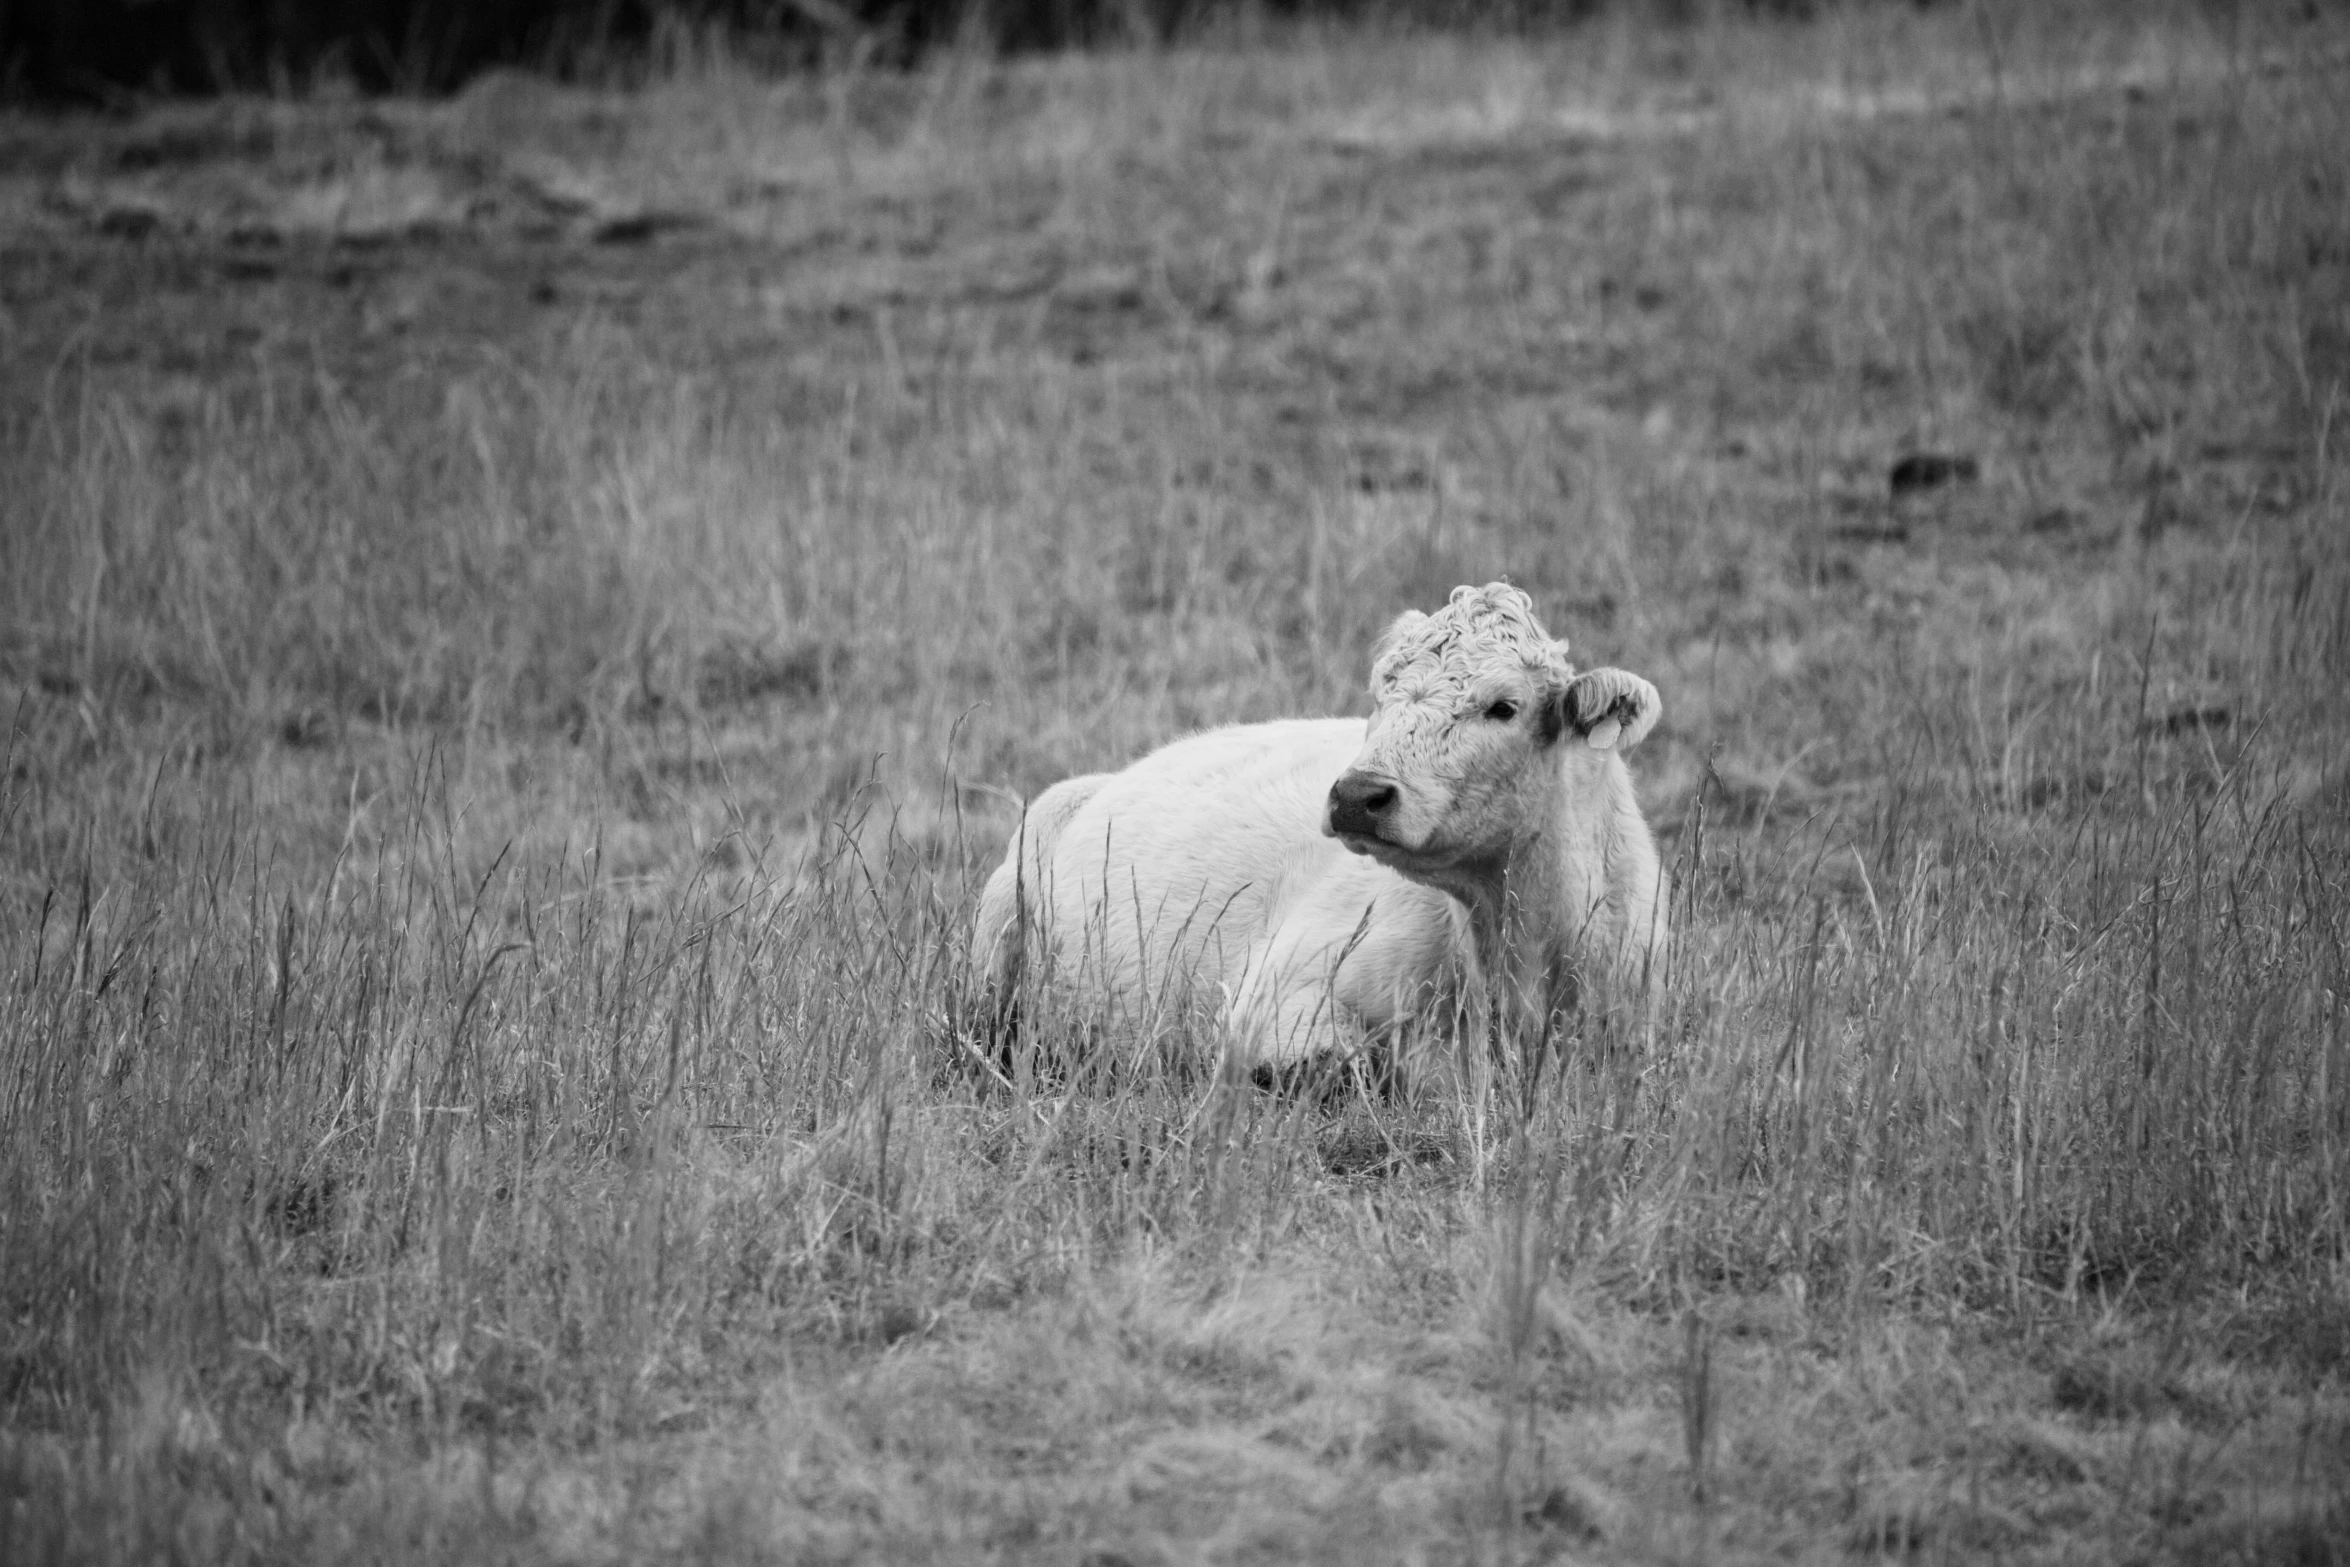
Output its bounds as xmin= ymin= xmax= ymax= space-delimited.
xmin=4 ymin=3 xmax=2349 ymax=1561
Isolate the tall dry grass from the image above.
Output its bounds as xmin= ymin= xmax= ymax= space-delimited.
xmin=3 ymin=3 xmax=2347 ymax=1559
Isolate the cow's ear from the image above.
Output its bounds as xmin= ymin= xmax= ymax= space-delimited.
xmin=1559 ymin=668 xmax=1661 ymax=752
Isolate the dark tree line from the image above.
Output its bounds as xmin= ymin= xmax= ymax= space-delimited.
xmin=0 ymin=0 xmax=1845 ymax=100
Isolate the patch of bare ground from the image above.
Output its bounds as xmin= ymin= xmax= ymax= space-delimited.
xmin=4 ymin=3 xmax=2349 ymax=1561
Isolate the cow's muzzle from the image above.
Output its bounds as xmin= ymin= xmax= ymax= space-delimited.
xmin=1325 ymin=771 xmax=1400 ymax=842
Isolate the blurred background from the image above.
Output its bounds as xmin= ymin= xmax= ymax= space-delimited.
xmin=14 ymin=0 xmax=1862 ymax=97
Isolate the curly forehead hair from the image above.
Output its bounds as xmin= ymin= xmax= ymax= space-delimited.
xmin=1370 ymin=582 xmax=1572 ymax=699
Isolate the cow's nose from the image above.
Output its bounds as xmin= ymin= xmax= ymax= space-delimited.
xmin=1327 ymin=772 xmax=1399 ymax=837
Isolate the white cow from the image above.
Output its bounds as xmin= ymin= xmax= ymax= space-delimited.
xmin=970 ymin=583 xmax=1665 ymax=1088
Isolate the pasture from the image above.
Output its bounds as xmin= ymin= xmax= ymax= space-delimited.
xmin=3 ymin=4 xmax=2348 ymax=1560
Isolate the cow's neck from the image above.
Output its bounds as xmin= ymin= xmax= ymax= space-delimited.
xmin=1456 ymin=776 xmax=1581 ymax=1047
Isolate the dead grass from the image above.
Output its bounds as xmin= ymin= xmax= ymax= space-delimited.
xmin=3 ymin=2 xmax=2349 ymax=1561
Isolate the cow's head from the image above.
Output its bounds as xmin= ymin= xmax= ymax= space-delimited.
xmin=1323 ymin=583 xmax=1657 ymax=891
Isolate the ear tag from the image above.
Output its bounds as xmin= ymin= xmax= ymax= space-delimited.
xmin=1585 ymin=717 xmax=1621 ymax=751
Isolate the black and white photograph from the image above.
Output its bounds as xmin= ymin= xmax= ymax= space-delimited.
xmin=2 ymin=0 xmax=2346 ymax=1559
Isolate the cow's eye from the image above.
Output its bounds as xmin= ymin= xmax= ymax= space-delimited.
xmin=1484 ymin=699 xmax=1519 ymax=722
